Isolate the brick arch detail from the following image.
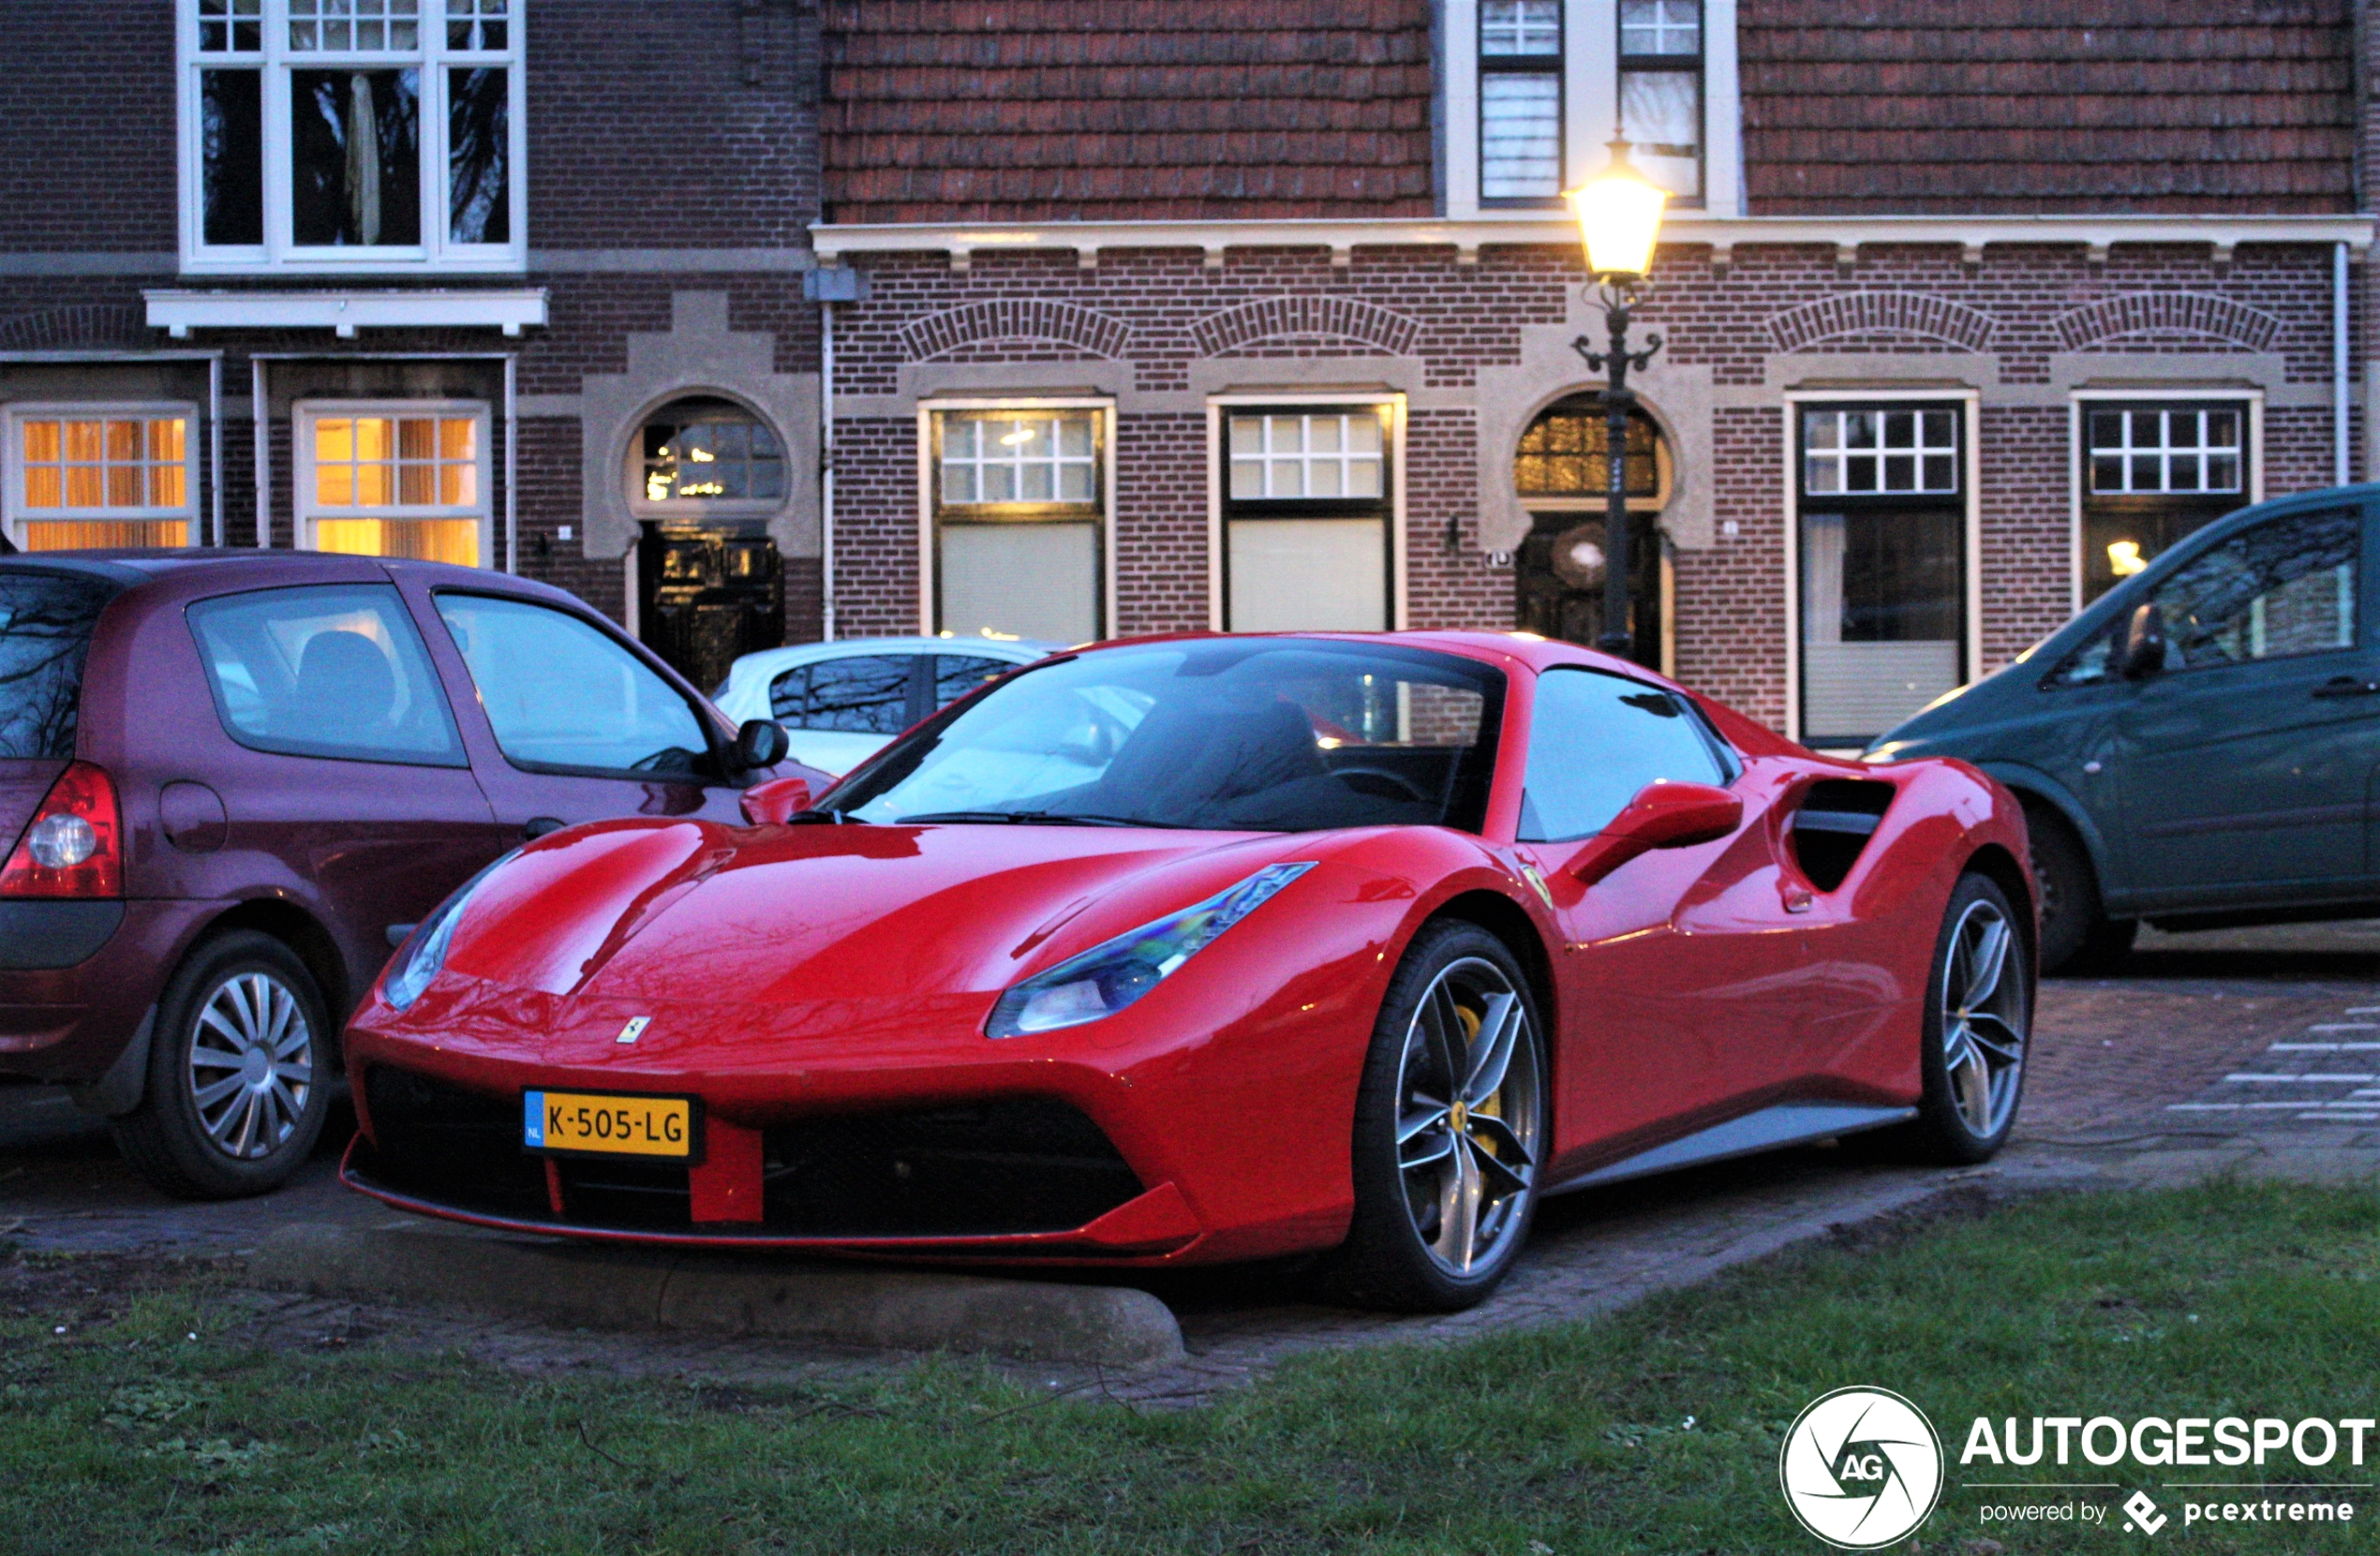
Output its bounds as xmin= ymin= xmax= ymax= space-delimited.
xmin=2052 ymin=293 xmax=2282 ymax=352
xmin=899 ymin=300 xmax=1132 ymax=363
xmin=1764 ymin=292 xmax=1997 ymax=353
xmin=1191 ymin=295 xmax=1422 ymax=359
xmin=0 ymin=304 xmax=149 ymax=352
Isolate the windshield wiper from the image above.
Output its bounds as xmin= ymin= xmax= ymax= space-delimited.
xmin=784 ymin=808 xmax=866 ymax=824
xmin=896 ymin=809 xmax=1149 ymax=828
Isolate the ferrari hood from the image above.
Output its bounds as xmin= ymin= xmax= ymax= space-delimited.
xmin=439 ymin=817 xmax=1310 ymax=1009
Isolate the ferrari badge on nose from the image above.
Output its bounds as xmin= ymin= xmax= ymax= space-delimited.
xmin=615 ymin=1017 xmax=651 ymax=1045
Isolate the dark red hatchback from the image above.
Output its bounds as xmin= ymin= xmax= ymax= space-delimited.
xmin=0 ymin=551 xmax=817 ymax=1198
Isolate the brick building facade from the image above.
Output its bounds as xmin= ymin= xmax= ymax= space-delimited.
xmin=811 ymin=0 xmax=2378 ymax=746
xmin=1 ymin=0 xmax=825 ymax=695
xmin=3 ymin=2 xmax=2375 ymax=747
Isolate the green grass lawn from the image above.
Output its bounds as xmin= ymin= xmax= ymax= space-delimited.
xmin=5 ymin=1181 xmax=2378 ymax=1555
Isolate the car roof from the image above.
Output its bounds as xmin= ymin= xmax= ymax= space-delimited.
xmin=0 ymin=548 xmax=597 ymax=609
xmin=724 ymin=636 xmax=1064 ymax=674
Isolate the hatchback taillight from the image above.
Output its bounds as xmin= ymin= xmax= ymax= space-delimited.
xmin=0 ymin=762 xmax=122 ymax=898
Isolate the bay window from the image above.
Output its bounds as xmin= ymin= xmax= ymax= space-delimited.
xmin=1221 ymin=407 xmax=1397 ymax=632
xmin=5 ymin=408 xmax=200 ymax=552
xmin=181 ymin=0 xmax=525 ymax=271
xmin=297 ymin=401 xmax=489 ymax=565
xmin=1450 ymin=0 xmax=1736 ymax=218
xmin=929 ymin=407 xmax=1108 ymax=644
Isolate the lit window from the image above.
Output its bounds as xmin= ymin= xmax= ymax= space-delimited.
xmin=2078 ymin=401 xmax=2252 ymax=603
xmin=940 ymin=415 xmax=1097 ymax=505
xmin=930 ymin=408 xmax=1106 ymax=643
xmin=297 ymin=402 xmax=487 ymax=566
xmin=182 ymin=0 xmax=521 ymax=269
xmin=635 ymin=400 xmax=786 ymax=507
xmin=1480 ymin=1 xmax=1562 ymax=202
xmin=1222 ymin=407 xmax=1395 ymax=632
xmin=7 ymin=408 xmax=199 ymax=552
xmin=1512 ymin=396 xmax=1662 ymax=500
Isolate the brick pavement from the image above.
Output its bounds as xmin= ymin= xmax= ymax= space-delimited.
xmin=6 ymin=927 xmax=2378 ymax=1400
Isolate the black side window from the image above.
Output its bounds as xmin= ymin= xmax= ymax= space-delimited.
xmin=932 ymin=654 xmax=1013 ymax=708
xmin=187 ymin=585 xmax=467 ymax=767
xmin=767 ymin=664 xmax=808 ymax=722
xmin=2150 ymin=508 xmax=2360 ymax=672
xmin=0 ymin=571 xmax=116 ymax=760
xmin=2041 ymin=622 xmax=2121 ymax=689
xmin=800 ymin=655 xmax=917 ymax=734
xmin=1518 ymin=668 xmax=1729 ymax=842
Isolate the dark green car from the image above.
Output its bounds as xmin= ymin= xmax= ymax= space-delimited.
xmin=1868 ymin=483 xmax=2380 ymax=971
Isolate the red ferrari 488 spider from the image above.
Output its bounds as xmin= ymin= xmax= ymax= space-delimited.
xmin=343 ymin=631 xmax=2035 ymax=1311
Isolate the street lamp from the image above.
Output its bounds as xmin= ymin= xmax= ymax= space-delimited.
xmin=1566 ymin=138 xmax=1669 ymax=659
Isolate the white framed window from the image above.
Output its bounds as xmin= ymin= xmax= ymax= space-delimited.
xmin=629 ymin=397 xmax=790 ymax=517
xmin=1480 ymin=1 xmax=1564 ymax=203
xmin=1211 ymin=398 xmax=1406 ymax=633
xmin=1443 ymin=0 xmax=1741 ymax=221
xmin=295 ymin=399 xmax=490 ymax=566
xmin=1228 ymin=412 xmax=1386 ymax=500
xmin=1786 ymin=391 xmax=1981 ymax=751
xmin=1801 ymin=408 xmax=1960 ymax=496
xmin=919 ymin=400 xmax=1114 ymax=645
xmin=2071 ymin=391 xmax=2263 ymax=607
xmin=178 ymin=0 xmax=526 ymax=274
xmin=1619 ymin=0 xmax=1703 ymax=201
xmin=4 ymin=405 xmax=201 ymax=552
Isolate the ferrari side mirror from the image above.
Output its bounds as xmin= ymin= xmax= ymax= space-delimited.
xmin=2120 ymin=601 xmax=2166 ymax=681
xmin=734 ymin=718 xmax=790 ymax=772
xmin=740 ymin=775 xmax=811 ymax=826
xmin=1569 ymin=780 xmax=1744 ymax=886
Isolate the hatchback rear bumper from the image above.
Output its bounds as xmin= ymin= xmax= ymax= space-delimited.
xmin=0 ymin=898 xmax=218 ymax=1083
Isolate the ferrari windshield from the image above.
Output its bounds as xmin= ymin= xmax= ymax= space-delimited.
xmin=831 ymin=638 xmax=1507 ymax=833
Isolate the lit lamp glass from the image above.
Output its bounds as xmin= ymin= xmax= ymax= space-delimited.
xmin=1566 ymin=141 xmax=1670 ymax=281
xmin=2107 ymin=540 xmax=2147 ymax=577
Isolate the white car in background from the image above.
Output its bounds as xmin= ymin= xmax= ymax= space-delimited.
xmin=711 ymin=636 xmax=1064 ymax=777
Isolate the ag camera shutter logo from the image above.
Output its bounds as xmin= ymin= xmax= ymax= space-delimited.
xmin=1779 ymin=1386 xmax=1945 ymax=1549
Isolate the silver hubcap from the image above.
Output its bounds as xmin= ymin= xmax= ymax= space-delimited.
xmin=1394 ymin=957 xmax=1541 ymax=1278
xmin=187 ymin=971 xmax=314 ymax=1160
xmin=1941 ymin=900 xmax=2026 ymax=1139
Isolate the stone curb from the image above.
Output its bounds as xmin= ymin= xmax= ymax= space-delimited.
xmin=244 ymin=1222 xmax=1186 ymax=1368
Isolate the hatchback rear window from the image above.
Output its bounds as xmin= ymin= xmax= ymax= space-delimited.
xmin=0 ymin=569 xmax=119 ymax=759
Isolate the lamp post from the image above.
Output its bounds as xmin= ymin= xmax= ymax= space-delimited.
xmin=1566 ymin=139 xmax=1669 ymax=660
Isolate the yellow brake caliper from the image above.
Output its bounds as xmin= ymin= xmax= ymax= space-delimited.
xmin=1452 ymin=1004 xmax=1503 ymax=1164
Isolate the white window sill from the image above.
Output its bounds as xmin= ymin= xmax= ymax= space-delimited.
xmin=144 ymin=288 xmax=547 ymax=338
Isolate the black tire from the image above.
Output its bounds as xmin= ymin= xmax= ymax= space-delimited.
xmin=112 ymin=931 xmax=332 ymax=1200
xmin=1897 ymin=873 xmax=2033 ymax=1165
xmin=1328 ymin=920 xmax=1549 ymax=1313
xmin=2024 ymin=803 xmax=2135 ymax=974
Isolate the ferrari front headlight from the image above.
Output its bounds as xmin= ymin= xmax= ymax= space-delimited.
xmin=383 ymin=849 xmax=520 ymax=1012
xmin=985 ymin=861 xmax=1315 ymax=1038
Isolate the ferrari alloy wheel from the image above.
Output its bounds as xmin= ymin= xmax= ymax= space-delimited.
xmin=1904 ymin=873 xmax=2032 ymax=1163
xmin=113 ymin=931 xmax=332 ymax=1200
xmin=1334 ymin=921 xmax=1547 ymax=1312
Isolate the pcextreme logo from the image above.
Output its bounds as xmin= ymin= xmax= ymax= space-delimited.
xmin=1779 ymin=1386 xmax=1946 ymax=1549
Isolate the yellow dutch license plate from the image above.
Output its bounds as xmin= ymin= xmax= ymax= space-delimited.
xmin=523 ymin=1090 xmax=698 ymax=1161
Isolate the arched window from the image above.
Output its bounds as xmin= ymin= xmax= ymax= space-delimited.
xmin=632 ymin=397 xmax=786 ymax=510
xmin=1513 ymin=394 xmax=1666 ymax=503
